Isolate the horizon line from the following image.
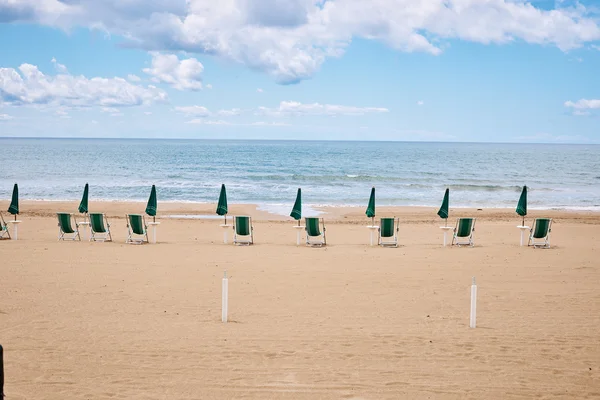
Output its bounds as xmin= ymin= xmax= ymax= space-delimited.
xmin=0 ymin=136 xmax=598 ymax=145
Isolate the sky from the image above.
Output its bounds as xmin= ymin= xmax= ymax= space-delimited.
xmin=0 ymin=0 xmax=599 ymax=143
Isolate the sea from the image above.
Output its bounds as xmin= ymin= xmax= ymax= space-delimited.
xmin=2 ymin=138 xmax=599 ymax=213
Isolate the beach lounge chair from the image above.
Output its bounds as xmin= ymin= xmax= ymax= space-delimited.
xmin=0 ymin=212 xmax=10 ymax=240
xmin=233 ymin=216 xmax=253 ymax=245
xmin=126 ymin=214 xmax=149 ymax=244
xmin=305 ymin=217 xmax=326 ymax=247
xmin=528 ymin=218 xmax=552 ymax=248
xmin=452 ymin=218 xmax=476 ymax=247
xmin=57 ymin=213 xmax=81 ymax=241
xmin=89 ymin=213 xmax=112 ymax=242
xmin=378 ymin=217 xmax=399 ymax=247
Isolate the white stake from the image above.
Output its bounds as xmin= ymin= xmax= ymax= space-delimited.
xmin=470 ymin=276 xmax=477 ymax=328
xmin=222 ymin=271 xmax=229 ymax=323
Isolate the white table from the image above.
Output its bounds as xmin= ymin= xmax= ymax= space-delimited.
xmin=220 ymin=224 xmax=230 ymax=244
xmin=148 ymin=221 xmax=161 ymax=244
xmin=366 ymin=225 xmax=379 ymax=246
xmin=517 ymin=225 xmax=530 ymax=246
xmin=7 ymin=220 xmax=22 ymax=240
xmin=439 ymin=226 xmax=454 ymax=247
xmin=79 ymin=221 xmax=90 ymax=241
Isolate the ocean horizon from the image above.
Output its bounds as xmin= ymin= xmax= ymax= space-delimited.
xmin=2 ymin=138 xmax=599 ymax=213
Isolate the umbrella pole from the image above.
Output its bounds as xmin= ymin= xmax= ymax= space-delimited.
xmin=224 ymin=214 xmax=227 ymax=225
xmin=371 ymin=216 xmax=374 ymax=226
xmin=14 ymin=214 xmax=17 ymax=221
xmin=154 ymin=216 xmax=156 ymax=223
xmin=522 ymin=216 xmax=525 ymax=227
xmin=445 ymin=218 xmax=447 ymax=227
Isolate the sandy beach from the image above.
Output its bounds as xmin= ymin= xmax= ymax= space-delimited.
xmin=1 ymin=201 xmax=599 ymax=399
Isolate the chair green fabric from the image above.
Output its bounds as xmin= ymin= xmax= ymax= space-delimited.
xmin=529 ymin=218 xmax=552 ymax=248
xmin=378 ymin=217 xmax=399 ymax=247
xmin=305 ymin=217 xmax=326 ymax=246
xmin=89 ymin=213 xmax=112 ymax=242
xmin=0 ymin=212 xmax=10 ymax=240
xmin=126 ymin=214 xmax=148 ymax=244
xmin=57 ymin=212 xmax=81 ymax=241
xmin=452 ymin=218 xmax=476 ymax=247
xmin=233 ymin=216 xmax=253 ymax=245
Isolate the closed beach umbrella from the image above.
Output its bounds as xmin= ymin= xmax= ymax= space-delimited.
xmin=8 ymin=183 xmax=19 ymax=220
xmin=146 ymin=184 xmax=157 ymax=222
xmin=516 ymin=185 xmax=527 ymax=226
xmin=366 ymin=186 xmax=376 ymax=225
xmin=216 ymin=184 xmax=228 ymax=223
xmin=437 ymin=188 xmax=449 ymax=225
xmin=78 ymin=183 xmax=89 ymax=215
xmin=290 ymin=188 xmax=302 ymax=224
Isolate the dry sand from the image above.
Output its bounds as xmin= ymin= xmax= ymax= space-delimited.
xmin=1 ymin=201 xmax=600 ymax=399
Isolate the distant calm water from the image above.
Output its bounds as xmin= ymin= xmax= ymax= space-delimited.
xmin=2 ymin=138 xmax=599 ymax=212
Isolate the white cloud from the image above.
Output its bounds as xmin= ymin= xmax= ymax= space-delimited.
xmin=218 ymin=108 xmax=242 ymax=117
xmin=143 ymin=52 xmax=204 ymax=91
xmin=127 ymin=74 xmax=141 ymax=82
xmin=258 ymin=101 xmax=389 ymax=116
xmin=205 ymin=84 xmax=213 ymax=89
xmin=175 ymin=105 xmax=211 ymax=117
xmin=144 ymin=111 xmax=152 ymax=115
xmin=91 ymin=120 xmax=99 ymax=124
xmin=50 ymin=57 xmax=68 ymax=73
xmin=1 ymin=0 xmax=598 ymax=83
xmin=417 ymin=100 xmax=424 ymax=106
xmin=573 ymin=110 xmax=591 ymax=116
xmin=250 ymin=121 xmax=291 ymax=126
xmin=564 ymin=99 xmax=600 ymax=109
xmin=101 ymin=107 xmax=119 ymax=113
xmin=257 ymin=88 xmax=264 ymax=93
xmin=0 ymin=63 xmax=167 ymax=108
xmin=592 ymin=45 xmax=600 ymax=51
xmin=186 ymin=119 xmax=231 ymax=125
xmin=0 ymin=113 xmax=14 ymax=121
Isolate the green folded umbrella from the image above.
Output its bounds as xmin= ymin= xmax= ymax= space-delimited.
xmin=290 ymin=188 xmax=302 ymax=224
xmin=216 ymin=184 xmax=228 ymax=224
xmin=516 ymin=185 xmax=527 ymax=226
xmin=78 ymin=183 xmax=89 ymax=214
xmin=146 ymin=184 xmax=157 ymax=222
xmin=437 ymin=188 xmax=449 ymax=225
xmin=7 ymin=183 xmax=18 ymax=220
xmin=366 ymin=187 xmax=375 ymax=225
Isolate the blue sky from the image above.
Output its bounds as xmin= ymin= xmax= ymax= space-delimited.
xmin=0 ymin=0 xmax=599 ymax=143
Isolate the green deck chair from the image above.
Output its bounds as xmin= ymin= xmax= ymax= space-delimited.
xmin=378 ymin=217 xmax=399 ymax=247
xmin=57 ymin=212 xmax=81 ymax=241
xmin=89 ymin=213 xmax=112 ymax=242
xmin=305 ymin=217 xmax=326 ymax=247
xmin=233 ymin=216 xmax=254 ymax=245
xmin=0 ymin=212 xmax=10 ymax=240
xmin=126 ymin=214 xmax=149 ymax=244
xmin=452 ymin=218 xmax=476 ymax=247
xmin=528 ymin=218 xmax=552 ymax=248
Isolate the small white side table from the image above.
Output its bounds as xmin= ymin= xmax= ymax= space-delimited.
xmin=440 ymin=226 xmax=454 ymax=247
xmin=220 ymin=224 xmax=230 ymax=244
xmin=517 ymin=225 xmax=530 ymax=247
xmin=293 ymin=225 xmax=304 ymax=245
xmin=79 ymin=221 xmax=90 ymax=241
xmin=8 ymin=220 xmax=22 ymax=240
xmin=148 ymin=221 xmax=161 ymax=244
xmin=366 ymin=225 xmax=379 ymax=246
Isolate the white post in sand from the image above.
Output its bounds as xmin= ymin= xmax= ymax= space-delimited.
xmin=220 ymin=222 xmax=229 ymax=244
xmin=470 ymin=276 xmax=477 ymax=328
xmin=8 ymin=220 xmax=22 ymax=240
xmin=366 ymin=225 xmax=379 ymax=246
xmin=517 ymin=225 xmax=530 ymax=247
xmin=293 ymin=225 xmax=304 ymax=246
xmin=440 ymin=226 xmax=453 ymax=247
xmin=148 ymin=221 xmax=160 ymax=244
xmin=222 ymin=271 xmax=229 ymax=323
